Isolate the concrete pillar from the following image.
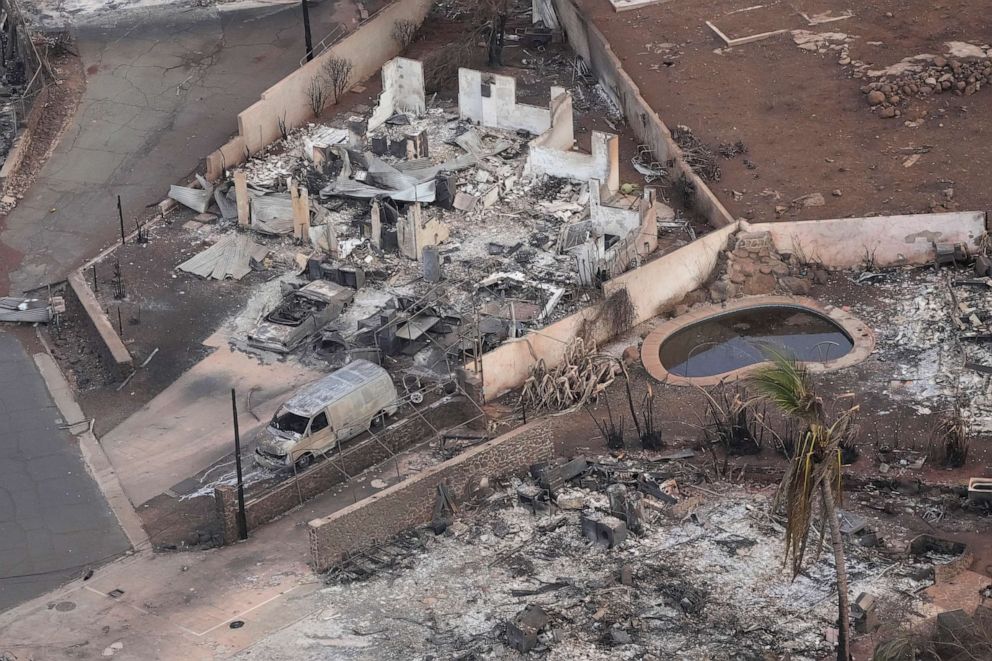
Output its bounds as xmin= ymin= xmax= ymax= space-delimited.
xmin=290 ymin=185 xmax=310 ymax=243
xmin=324 ymin=221 xmax=339 ymax=257
xmin=405 ymin=130 xmax=429 ymax=159
xmin=370 ymin=199 xmax=383 ymax=249
xmin=289 ymin=178 xmax=301 ymax=241
xmin=234 ymin=169 xmax=250 ymax=227
xmin=398 ymin=203 xmax=422 ymax=260
xmin=213 ymin=485 xmax=241 ymax=545
xmin=637 ymin=187 xmax=659 ymax=257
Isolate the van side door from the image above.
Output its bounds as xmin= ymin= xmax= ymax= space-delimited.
xmin=333 ymin=390 xmax=371 ymax=444
xmin=303 ymin=410 xmax=336 ymax=456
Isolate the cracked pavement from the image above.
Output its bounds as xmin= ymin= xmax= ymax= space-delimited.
xmin=0 ymin=0 xmax=346 ymax=294
xmin=0 ymin=330 xmax=128 ymax=612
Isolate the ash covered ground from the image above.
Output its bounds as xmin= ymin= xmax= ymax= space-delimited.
xmin=237 ymin=464 xmax=940 ymax=661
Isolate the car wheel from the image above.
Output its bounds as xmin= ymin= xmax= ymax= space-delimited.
xmin=370 ymin=410 xmax=386 ymax=430
xmin=295 ymin=453 xmax=313 ymax=470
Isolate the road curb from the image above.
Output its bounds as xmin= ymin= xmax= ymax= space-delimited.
xmin=31 ymin=344 xmax=150 ymax=550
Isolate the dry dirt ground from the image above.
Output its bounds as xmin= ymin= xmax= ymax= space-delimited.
xmin=577 ymin=0 xmax=992 ymax=221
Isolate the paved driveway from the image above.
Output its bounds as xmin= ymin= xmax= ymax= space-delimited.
xmin=0 ymin=330 xmax=128 ymax=612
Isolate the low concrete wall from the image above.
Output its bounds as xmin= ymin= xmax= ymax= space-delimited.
xmin=215 ymin=395 xmax=476 ymax=544
xmin=65 ymin=271 xmax=133 ymax=377
xmin=745 ymin=211 xmax=987 ymax=269
xmin=307 ymin=417 xmax=556 ymax=572
xmin=206 ymin=0 xmax=431 ymax=180
xmin=603 ymin=222 xmax=738 ymax=319
xmin=472 ymin=209 xmax=980 ymax=399
xmin=477 ymin=222 xmax=738 ymax=401
xmin=550 ymin=0 xmax=734 ymax=228
xmin=477 ymin=306 xmax=600 ymax=402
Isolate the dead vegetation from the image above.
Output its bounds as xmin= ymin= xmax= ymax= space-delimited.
xmin=699 ymin=383 xmax=764 ymax=456
xmin=926 ymin=409 xmax=969 ymax=468
xmin=585 ymin=393 xmax=625 ymax=450
xmin=323 ymin=57 xmax=354 ymax=102
xmin=391 ymin=19 xmax=418 ymax=49
xmin=587 ymin=288 xmax=636 ymax=339
xmin=306 ymin=77 xmax=328 ymax=117
xmin=639 ymin=384 xmax=663 ymax=450
xmin=520 ymin=338 xmax=618 ymax=412
xmin=671 ymin=124 xmax=721 ymax=182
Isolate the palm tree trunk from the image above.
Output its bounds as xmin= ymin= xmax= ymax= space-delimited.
xmin=820 ymin=480 xmax=852 ymax=661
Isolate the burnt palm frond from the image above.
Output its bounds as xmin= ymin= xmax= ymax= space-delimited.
xmin=749 ymin=349 xmax=821 ymax=424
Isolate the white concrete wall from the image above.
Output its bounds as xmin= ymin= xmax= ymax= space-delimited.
xmin=369 ymin=57 xmax=426 ymax=131
xmin=589 ymin=180 xmax=640 ymax=237
xmin=458 ymin=68 xmax=553 ymax=135
xmin=526 ymin=131 xmax=618 ymax=191
xmin=745 ymin=211 xmax=987 ymax=268
xmin=531 ymin=90 xmax=574 ymax=151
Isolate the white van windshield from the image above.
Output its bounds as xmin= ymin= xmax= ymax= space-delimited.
xmin=272 ymin=410 xmax=309 ymax=434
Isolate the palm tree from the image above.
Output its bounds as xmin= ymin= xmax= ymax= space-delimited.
xmin=750 ymin=351 xmax=858 ymax=661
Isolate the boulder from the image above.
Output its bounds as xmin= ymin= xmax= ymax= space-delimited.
xmin=779 ymin=275 xmax=811 ymax=295
xmin=742 ymin=272 xmax=776 ymax=295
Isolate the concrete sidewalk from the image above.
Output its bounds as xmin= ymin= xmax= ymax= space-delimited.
xmin=0 ymin=434 xmax=438 ymax=660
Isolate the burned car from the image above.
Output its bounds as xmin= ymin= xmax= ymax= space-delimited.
xmin=247 ymin=280 xmax=354 ymax=353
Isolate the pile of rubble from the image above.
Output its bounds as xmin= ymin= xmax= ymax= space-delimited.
xmin=241 ymin=454 xmax=948 ymax=661
xmin=839 ymin=263 xmax=992 ymax=433
xmin=170 ymin=56 xmax=673 ymax=376
xmin=792 ymin=31 xmax=992 ymax=120
xmin=862 ymin=49 xmax=992 ymax=118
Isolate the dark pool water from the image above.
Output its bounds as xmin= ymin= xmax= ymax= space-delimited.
xmin=659 ymin=305 xmax=854 ymax=378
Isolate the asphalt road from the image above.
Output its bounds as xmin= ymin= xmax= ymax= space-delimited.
xmin=0 ymin=0 xmax=350 ymax=612
xmin=0 ymin=0 xmax=347 ymax=294
xmin=0 ymin=330 xmax=128 ymax=612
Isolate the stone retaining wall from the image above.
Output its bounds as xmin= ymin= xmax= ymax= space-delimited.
xmin=307 ymin=417 xmax=556 ymax=572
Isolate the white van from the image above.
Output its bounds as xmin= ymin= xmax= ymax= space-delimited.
xmin=253 ymin=360 xmax=399 ymax=470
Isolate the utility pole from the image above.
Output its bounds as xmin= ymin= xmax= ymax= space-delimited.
xmin=302 ymin=0 xmax=314 ymax=62
xmin=231 ymin=389 xmax=248 ymax=541
xmin=117 ymin=195 xmax=125 ymax=245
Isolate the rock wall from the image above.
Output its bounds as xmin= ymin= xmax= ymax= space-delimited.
xmin=705 ymin=230 xmax=821 ymax=304
xmin=307 ymin=418 xmax=556 ymax=572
